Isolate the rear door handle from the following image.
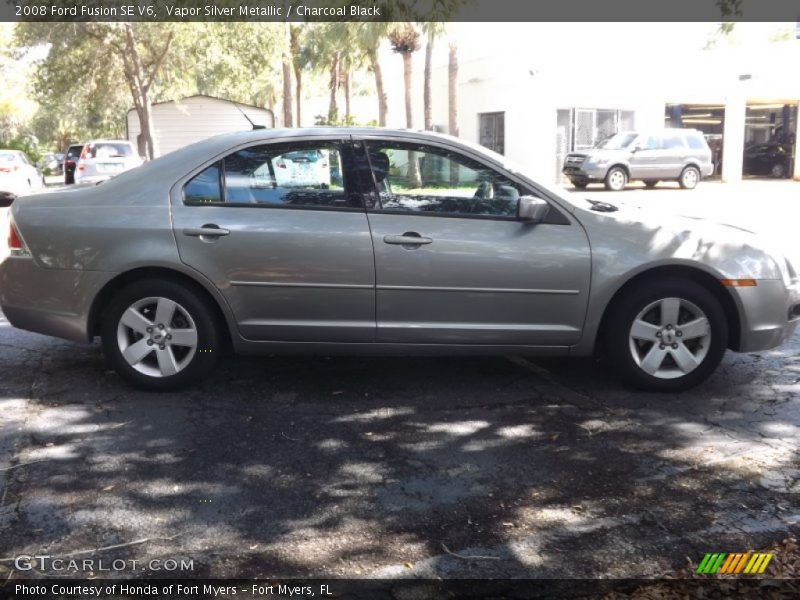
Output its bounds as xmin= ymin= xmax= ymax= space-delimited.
xmin=384 ymin=233 xmax=433 ymax=246
xmin=183 ymin=226 xmax=230 ymax=238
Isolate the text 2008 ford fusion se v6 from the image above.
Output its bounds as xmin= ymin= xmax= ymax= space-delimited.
xmin=2 ymin=129 xmax=798 ymax=391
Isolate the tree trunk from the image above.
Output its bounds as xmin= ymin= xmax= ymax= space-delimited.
xmin=402 ymin=51 xmax=421 ymax=187
xmin=402 ymin=51 xmax=413 ymax=128
xmin=282 ymin=60 xmax=293 ymax=127
xmin=448 ymin=42 xmax=459 ymax=186
xmin=294 ymin=67 xmax=302 ymax=127
xmin=344 ymin=69 xmax=351 ymax=122
xmin=424 ymin=30 xmax=434 ymax=130
xmin=122 ymin=24 xmax=157 ymax=159
xmin=369 ymin=48 xmax=387 ymax=126
xmin=328 ymin=52 xmax=340 ymax=123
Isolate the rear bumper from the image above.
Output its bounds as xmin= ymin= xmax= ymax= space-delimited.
xmin=732 ymin=279 xmax=800 ymax=352
xmin=0 ymin=257 xmax=114 ymax=343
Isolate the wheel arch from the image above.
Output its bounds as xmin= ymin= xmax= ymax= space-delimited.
xmin=87 ymin=266 xmax=235 ymax=352
xmin=595 ymin=264 xmax=741 ymax=353
xmin=607 ymin=163 xmax=631 ymax=179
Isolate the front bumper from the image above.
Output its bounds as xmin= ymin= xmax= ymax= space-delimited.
xmin=731 ymin=279 xmax=800 ymax=352
xmin=0 ymin=257 xmax=114 ymax=343
xmin=562 ymin=164 xmax=609 ymax=182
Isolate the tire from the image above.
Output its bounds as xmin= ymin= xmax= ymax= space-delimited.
xmin=604 ymin=167 xmax=627 ymax=191
xmin=101 ymin=279 xmax=220 ymax=391
xmin=65 ymin=172 xmax=74 ymax=185
xmin=771 ymin=163 xmax=786 ymax=178
xmin=571 ymin=180 xmax=589 ymax=189
xmin=643 ymin=179 xmax=659 ymax=188
xmin=603 ymin=277 xmax=728 ymax=392
xmin=678 ymin=166 xmax=700 ymax=189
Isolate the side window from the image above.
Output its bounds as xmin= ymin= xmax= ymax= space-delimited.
xmin=185 ymin=163 xmax=222 ymax=203
xmin=365 ymin=142 xmax=526 ymax=218
xmin=224 ymin=142 xmax=357 ymax=208
xmin=685 ymin=134 xmax=706 ymax=150
xmin=183 ymin=142 xmax=361 ymax=209
xmin=638 ymin=135 xmax=660 ymax=151
xmin=662 ymin=134 xmax=686 ymax=150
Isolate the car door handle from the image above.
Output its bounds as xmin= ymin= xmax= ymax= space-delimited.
xmin=182 ymin=226 xmax=230 ymax=238
xmin=383 ymin=233 xmax=433 ymax=246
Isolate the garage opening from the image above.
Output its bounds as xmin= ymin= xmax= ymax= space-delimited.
xmin=743 ymin=101 xmax=797 ymax=179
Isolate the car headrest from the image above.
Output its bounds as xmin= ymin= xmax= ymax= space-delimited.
xmin=370 ymin=151 xmax=390 ymax=183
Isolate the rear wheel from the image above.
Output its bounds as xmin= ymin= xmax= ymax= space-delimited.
xmin=643 ymin=179 xmax=659 ymax=188
xmin=771 ymin=163 xmax=786 ymax=178
xmin=101 ymin=279 xmax=220 ymax=391
xmin=678 ymin=166 xmax=700 ymax=189
xmin=603 ymin=277 xmax=728 ymax=391
xmin=604 ymin=167 xmax=627 ymax=191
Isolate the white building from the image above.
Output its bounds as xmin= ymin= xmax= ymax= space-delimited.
xmin=126 ymin=95 xmax=274 ymax=158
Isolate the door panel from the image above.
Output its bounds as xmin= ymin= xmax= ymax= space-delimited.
xmin=171 ymin=139 xmax=376 ymax=343
xmin=368 ymin=214 xmax=591 ymax=345
xmin=358 ymin=138 xmax=591 ymax=346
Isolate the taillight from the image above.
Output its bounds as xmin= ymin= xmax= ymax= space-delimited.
xmin=0 ymin=165 xmax=19 ymax=173
xmin=79 ymin=145 xmax=89 ymax=160
xmin=7 ymin=220 xmax=31 ymax=258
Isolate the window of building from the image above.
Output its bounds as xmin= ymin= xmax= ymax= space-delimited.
xmin=479 ymin=112 xmax=505 ymax=155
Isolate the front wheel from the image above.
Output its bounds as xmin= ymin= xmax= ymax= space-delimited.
xmin=603 ymin=278 xmax=728 ymax=391
xmin=101 ymin=279 xmax=220 ymax=391
xmin=604 ymin=167 xmax=627 ymax=191
xmin=678 ymin=166 xmax=700 ymax=189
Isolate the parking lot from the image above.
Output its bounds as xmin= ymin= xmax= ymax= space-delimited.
xmin=0 ymin=180 xmax=799 ymax=579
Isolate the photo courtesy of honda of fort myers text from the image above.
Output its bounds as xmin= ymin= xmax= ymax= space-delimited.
xmin=1 ymin=0 xmax=800 ymax=599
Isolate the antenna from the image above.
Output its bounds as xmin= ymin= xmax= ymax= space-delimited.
xmin=233 ymin=102 xmax=266 ymax=130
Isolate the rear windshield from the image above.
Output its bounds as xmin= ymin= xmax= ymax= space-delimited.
xmin=0 ymin=152 xmax=17 ymax=162
xmin=91 ymin=143 xmax=134 ymax=158
xmin=66 ymin=146 xmax=83 ymax=158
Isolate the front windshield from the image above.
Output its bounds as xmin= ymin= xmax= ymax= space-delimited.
xmin=595 ymin=133 xmax=637 ymax=150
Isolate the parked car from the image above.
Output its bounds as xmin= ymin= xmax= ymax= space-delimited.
xmin=273 ymin=149 xmax=332 ymax=188
xmin=563 ymin=129 xmax=714 ymax=191
xmin=743 ymin=143 xmax=793 ymax=178
xmin=63 ymin=143 xmax=84 ymax=185
xmin=38 ymin=152 xmax=65 ymax=176
xmin=0 ymin=150 xmax=45 ymax=196
xmin=1 ymin=129 xmax=798 ymax=392
xmin=74 ymin=140 xmax=142 ymax=184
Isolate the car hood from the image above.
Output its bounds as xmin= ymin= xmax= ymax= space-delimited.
xmin=569 ymin=198 xmax=789 ymax=282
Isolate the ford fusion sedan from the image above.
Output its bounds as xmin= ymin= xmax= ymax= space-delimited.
xmin=1 ymin=129 xmax=798 ymax=391
xmin=563 ymin=129 xmax=714 ymax=191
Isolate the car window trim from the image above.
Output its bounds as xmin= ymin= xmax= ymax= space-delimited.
xmin=351 ymin=135 xmax=570 ymax=225
xmin=180 ymin=138 xmax=367 ymax=212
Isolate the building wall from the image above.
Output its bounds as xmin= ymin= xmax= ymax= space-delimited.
xmin=126 ymin=96 xmax=274 ymax=158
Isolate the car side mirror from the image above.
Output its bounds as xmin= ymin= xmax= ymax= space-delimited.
xmin=0 ymin=192 xmax=16 ymax=208
xmin=517 ymin=196 xmax=549 ymax=223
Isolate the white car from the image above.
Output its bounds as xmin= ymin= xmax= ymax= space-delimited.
xmin=0 ymin=150 xmax=45 ymax=196
xmin=74 ymin=140 xmax=143 ymax=184
xmin=273 ymin=149 xmax=332 ymax=188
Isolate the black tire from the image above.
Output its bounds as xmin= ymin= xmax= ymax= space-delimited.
xmin=604 ymin=167 xmax=627 ymax=191
xmin=101 ymin=279 xmax=220 ymax=391
xmin=603 ymin=277 xmax=728 ymax=392
xmin=571 ymin=180 xmax=589 ymax=189
xmin=678 ymin=166 xmax=700 ymax=189
xmin=643 ymin=179 xmax=659 ymax=188
xmin=771 ymin=163 xmax=786 ymax=178
xmin=65 ymin=172 xmax=74 ymax=185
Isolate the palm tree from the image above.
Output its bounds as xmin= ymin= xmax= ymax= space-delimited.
xmin=357 ymin=23 xmax=390 ymax=126
xmin=421 ymin=23 xmax=444 ymax=131
xmin=388 ymin=24 xmax=421 ymax=187
xmin=281 ymin=21 xmax=293 ymax=127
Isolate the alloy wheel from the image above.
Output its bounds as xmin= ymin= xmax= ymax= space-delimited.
xmin=116 ymin=296 xmax=198 ymax=378
xmin=628 ymin=297 xmax=711 ymax=380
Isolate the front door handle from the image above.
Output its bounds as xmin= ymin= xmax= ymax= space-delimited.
xmin=183 ymin=225 xmax=230 ymax=238
xmin=384 ymin=233 xmax=433 ymax=246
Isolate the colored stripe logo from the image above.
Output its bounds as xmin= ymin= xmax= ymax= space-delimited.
xmin=696 ymin=552 xmax=774 ymax=574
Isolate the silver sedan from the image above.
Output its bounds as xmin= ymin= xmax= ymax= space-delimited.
xmin=1 ymin=129 xmax=798 ymax=391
